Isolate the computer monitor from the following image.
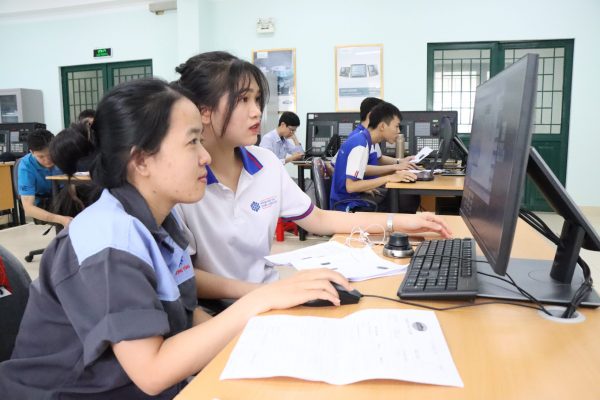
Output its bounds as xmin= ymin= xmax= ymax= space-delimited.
xmin=460 ymin=53 xmax=600 ymax=306
xmin=0 ymin=131 xmax=6 ymax=153
xmin=436 ymin=116 xmax=453 ymax=168
xmin=432 ymin=115 xmax=469 ymax=173
xmin=305 ymin=112 xmax=360 ymax=157
xmin=400 ymin=111 xmax=458 ymax=161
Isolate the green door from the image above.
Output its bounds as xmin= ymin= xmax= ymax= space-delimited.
xmin=501 ymin=42 xmax=573 ymax=211
xmin=427 ymin=40 xmax=573 ymax=211
xmin=61 ymin=59 xmax=152 ymax=127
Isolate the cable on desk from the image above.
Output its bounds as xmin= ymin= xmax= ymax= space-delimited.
xmin=393 ymin=254 xmax=554 ymax=315
xmin=361 ymin=294 xmax=546 ymax=313
xmin=408 ymin=254 xmax=552 ymax=315
xmin=519 ymin=207 xmax=594 ymax=318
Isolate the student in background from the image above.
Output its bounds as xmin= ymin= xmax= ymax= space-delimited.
xmin=173 ymin=51 xmax=451 ymax=308
xmin=330 ymin=102 xmax=417 ymax=212
xmin=353 ymin=97 xmax=416 ymax=176
xmin=0 ymin=78 xmax=350 ymax=399
xmin=344 ymin=97 xmax=421 ymax=213
xmin=17 ymin=129 xmax=72 ymax=227
xmin=259 ymin=111 xmax=304 ymax=164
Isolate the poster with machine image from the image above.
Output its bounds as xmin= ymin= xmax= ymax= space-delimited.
xmin=252 ymin=48 xmax=296 ymax=112
xmin=335 ymin=44 xmax=383 ymax=111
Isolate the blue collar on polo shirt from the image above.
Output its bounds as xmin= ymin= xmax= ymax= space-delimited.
xmin=361 ymin=127 xmax=372 ymax=146
xmin=356 ymin=124 xmax=368 ymax=135
xmin=206 ymin=146 xmax=264 ymax=185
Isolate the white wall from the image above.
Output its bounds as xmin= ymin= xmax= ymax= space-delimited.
xmin=0 ymin=4 xmax=177 ymax=134
xmin=201 ymin=0 xmax=600 ymax=206
xmin=1 ymin=0 xmax=599 ymax=205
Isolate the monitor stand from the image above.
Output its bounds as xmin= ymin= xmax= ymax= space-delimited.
xmin=476 ymin=257 xmax=600 ymax=307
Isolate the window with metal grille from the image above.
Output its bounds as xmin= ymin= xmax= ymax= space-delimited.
xmin=61 ymin=60 xmax=152 ymax=127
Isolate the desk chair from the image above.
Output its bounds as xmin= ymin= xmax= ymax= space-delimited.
xmin=12 ymin=158 xmax=51 ymax=262
xmin=311 ymin=158 xmax=377 ymax=212
xmin=0 ymin=244 xmax=32 ymax=362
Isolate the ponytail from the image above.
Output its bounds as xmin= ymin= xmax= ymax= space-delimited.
xmin=49 ymin=124 xmax=101 ymax=218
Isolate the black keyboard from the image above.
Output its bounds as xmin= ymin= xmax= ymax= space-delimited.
xmin=398 ymin=238 xmax=478 ymax=300
xmin=441 ymin=169 xmax=466 ymax=176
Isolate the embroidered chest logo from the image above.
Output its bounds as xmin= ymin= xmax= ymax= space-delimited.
xmin=250 ymin=196 xmax=278 ymax=212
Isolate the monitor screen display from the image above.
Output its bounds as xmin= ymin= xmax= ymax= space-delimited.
xmin=313 ymin=124 xmax=333 ymax=138
xmin=460 ymin=54 xmax=538 ymax=276
xmin=414 ymin=122 xmax=431 ymax=137
xmin=338 ymin=122 xmax=354 ymax=137
xmin=350 ymin=64 xmax=367 ymax=78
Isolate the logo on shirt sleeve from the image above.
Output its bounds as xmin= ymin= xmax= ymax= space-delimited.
xmin=173 ymin=253 xmax=194 ymax=285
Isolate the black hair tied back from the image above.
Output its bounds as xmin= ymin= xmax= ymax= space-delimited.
xmin=50 ymin=123 xmax=97 ymax=176
xmin=49 ymin=123 xmax=102 ymax=219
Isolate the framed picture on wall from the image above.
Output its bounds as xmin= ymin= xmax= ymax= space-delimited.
xmin=335 ymin=44 xmax=383 ymax=111
xmin=252 ymin=48 xmax=296 ymax=112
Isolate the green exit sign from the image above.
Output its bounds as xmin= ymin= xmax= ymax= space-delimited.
xmin=93 ymin=48 xmax=112 ymax=58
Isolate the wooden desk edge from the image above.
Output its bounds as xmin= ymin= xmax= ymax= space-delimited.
xmin=175 ymin=215 xmax=600 ymax=400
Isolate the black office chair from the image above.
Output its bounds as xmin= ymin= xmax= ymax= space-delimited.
xmin=12 ymin=158 xmax=51 ymax=262
xmin=311 ymin=158 xmax=377 ymax=212
xmin=0 ymin=244 xmax=31 ymax=362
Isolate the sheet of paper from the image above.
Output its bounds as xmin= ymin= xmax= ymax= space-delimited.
xmin=221 ymin=309 xmax=463 ymax=387
xmin=413 ymin=146 xmax=434 ymax=163
xmin=265 ymin=242 xmax=407 ymax=281
xmin=265 ymin=241 xmax=348 ymax=267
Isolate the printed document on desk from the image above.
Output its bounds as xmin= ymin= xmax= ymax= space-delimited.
xmin=265 ymin=241 xmax=407 ymax=281
xmin=221 ymin=309 xmax=463 ymax=387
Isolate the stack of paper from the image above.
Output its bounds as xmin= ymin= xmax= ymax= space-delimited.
xmin=265 ymin=242 xmax=407 ymax=281
xmin=221 ymin=309 xmax=463 ymax=387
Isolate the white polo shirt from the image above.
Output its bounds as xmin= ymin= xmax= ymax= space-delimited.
xmin=174 ymin=145 xmax=314 ymax=284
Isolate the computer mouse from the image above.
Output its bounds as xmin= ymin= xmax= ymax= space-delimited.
xmin=415 ymin=170 xmax=434 ymax=181
xmin=303 ymin=282 xmax=363 ymax=307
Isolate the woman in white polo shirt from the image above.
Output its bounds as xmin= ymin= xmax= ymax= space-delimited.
xmin=173 ymin=51 xmax=452 ymax=307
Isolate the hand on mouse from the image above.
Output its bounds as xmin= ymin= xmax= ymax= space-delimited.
xmin=241 ymin=269 xmax=353 ymax=314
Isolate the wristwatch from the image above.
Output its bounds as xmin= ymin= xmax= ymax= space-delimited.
xmin=386 ymin=213 xmax=394 ymax=234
